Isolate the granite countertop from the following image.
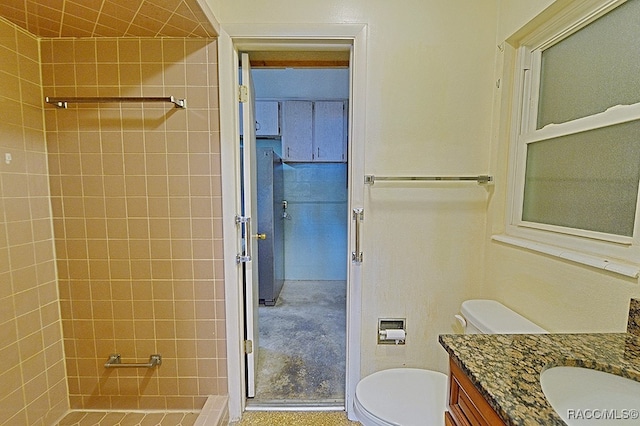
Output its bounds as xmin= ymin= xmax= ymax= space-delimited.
xmin=439 ymin=333 xmax=640 ymax=425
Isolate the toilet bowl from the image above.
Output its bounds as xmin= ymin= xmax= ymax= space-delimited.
xmin=354 ymin=368 xmax=447 ymax=426
xmin=353 ymin=300 xmax=546 ymax=426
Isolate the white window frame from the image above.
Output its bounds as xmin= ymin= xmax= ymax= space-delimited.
xmin=502 ymin=0 xmax=640 ymax=275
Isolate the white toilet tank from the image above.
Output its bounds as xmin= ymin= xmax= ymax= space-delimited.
xmin=460 ymin=300 xmax=547 ymax=334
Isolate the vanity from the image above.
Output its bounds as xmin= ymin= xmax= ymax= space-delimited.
xmin=439 ymin=332 xmax=640 ymax=425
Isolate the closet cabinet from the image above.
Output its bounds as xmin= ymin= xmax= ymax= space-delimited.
xmin=281 ymin=100 xmax=347 ymax=162
xmin=240 ymin=100 xmax=280 ymax=137
xmin=281 ymin=101 xmax=313 ymax=161
xmin=314 ymin=101 xmax=346 ymax=161
xmin=255 ymin=101 xmax=280 ymax=137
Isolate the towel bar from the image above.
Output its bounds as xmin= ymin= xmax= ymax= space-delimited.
xmin=364 ymin=174 xmax=493 ymax=185
xmin=45 ymin=96 xmax=186 ymax=109
xmin=104 ymin=353 xmax=162 ymax=369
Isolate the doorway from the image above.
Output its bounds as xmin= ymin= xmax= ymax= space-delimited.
xmin=218 ymin=24 xmax=367 ymax=420
xmin=249 ymin=65 xmax=350 ymax=405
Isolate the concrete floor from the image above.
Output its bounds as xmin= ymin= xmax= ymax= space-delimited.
xmin=254 ymin=280 xmax=347 ymax=403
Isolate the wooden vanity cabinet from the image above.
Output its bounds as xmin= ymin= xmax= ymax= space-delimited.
xmin=446 ymin=358 xmax=506 ymax=426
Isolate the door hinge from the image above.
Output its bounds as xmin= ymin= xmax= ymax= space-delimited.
xmin=244 ymin=340 xmax=253 ymax=354
xmin=239 ymin=85 xmax=248 ymax=103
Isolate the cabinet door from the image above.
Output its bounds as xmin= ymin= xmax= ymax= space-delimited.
xmin=255 ymin=101 xmax=280 ymax=137
xmin=313 ymin=101 xmax=346 ymax=162
xmin=282 ymin=101 xmax=313 ymax=161
xmin=448 ymin=358 xmax=506 ymax=426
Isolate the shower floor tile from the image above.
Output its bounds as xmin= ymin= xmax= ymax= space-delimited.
xmin=56 ymin=410 xmax=199 ymax=426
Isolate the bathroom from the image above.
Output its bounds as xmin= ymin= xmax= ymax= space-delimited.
xmin=2 ymin=1 xmax=640 ymax=425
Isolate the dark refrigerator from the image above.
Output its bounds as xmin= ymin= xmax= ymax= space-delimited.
xmin=256 ymin=147 xmax=285 ymax=305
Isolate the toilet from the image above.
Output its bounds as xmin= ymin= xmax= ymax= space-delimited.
xmin=353 ymin=300 xmax=547 ymax=426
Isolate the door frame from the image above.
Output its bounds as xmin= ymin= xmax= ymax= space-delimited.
xmin=218 ymin=23 xmax=367 ymax=421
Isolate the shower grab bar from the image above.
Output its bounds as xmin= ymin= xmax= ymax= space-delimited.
xmin=45 ymin=96 xmax=186 ymax=109
xmin=364 ymin=174 xmax=493 ymax=185
xmin=104 ymin=353 xmax=162 ymax=369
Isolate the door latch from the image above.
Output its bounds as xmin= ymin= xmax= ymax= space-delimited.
xmin=235 ymin=215 xmax=252 ymax=263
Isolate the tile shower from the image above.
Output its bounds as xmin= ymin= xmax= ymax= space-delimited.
xmin=0 ymin=17 xmax=227 ymax=425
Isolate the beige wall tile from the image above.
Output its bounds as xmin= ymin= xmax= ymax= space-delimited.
xmin=0 ymin=24 xmax=67 ymax=426
xmin=44 ymin=36 xmax=223 ymax=411
xmin=2 ymin=16 xmax=224 ymax=419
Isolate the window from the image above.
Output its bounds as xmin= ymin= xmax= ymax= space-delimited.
xmin=505 ymin=0 xmax=640 ymax=270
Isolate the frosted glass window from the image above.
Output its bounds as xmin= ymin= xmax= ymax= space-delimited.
xmin=537 ymin=0 xmax=640 ymax=129
xmin=522 ymin=120 xmax=640 ymax=236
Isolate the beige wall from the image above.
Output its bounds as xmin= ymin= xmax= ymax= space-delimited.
xmin=485 ymin=0 xmax=640 ymax=333
xmin=211 ymin=0 xmax=499 ymax=375
xmin=496 ymin=0 xmax=554 ymax=40
xmin=211 ymin=0 xmax=640 ymax=384
xmin=42 ymin=37 xmax=226 ymax=410
xmin=0 ymin=18 xmax=68 ymax=425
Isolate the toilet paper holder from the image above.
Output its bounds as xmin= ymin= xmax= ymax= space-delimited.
xmin=378 ymin=318 xmax=406 ymax=345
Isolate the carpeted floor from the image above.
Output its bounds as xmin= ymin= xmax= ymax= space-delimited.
xmin=254 ymin=280 xmax=347 ymax=403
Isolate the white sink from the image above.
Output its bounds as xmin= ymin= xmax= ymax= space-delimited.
xmin=540 ymin=366 xmax=640 ymax=425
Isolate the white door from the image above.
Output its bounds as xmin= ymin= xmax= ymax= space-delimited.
xmin=240 ymin=52 xmax=259 ymax=398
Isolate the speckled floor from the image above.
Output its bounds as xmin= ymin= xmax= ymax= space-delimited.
xmin=231 ymin=411 xmax=361 ymax=425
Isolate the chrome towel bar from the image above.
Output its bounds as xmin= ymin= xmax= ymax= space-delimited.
xmin=104 ymin=353 xmax=162 ymax=369
xmin=45 ymin=96 xmax=186 ymax=109
xmin=364 ymin=174 xmax=493 ymax=185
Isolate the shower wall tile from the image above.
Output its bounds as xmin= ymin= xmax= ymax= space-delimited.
xmin=0 ymin=17 xmax=69 ymax=426
xmin=42 ymin=36 xmax=225 ymax=411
